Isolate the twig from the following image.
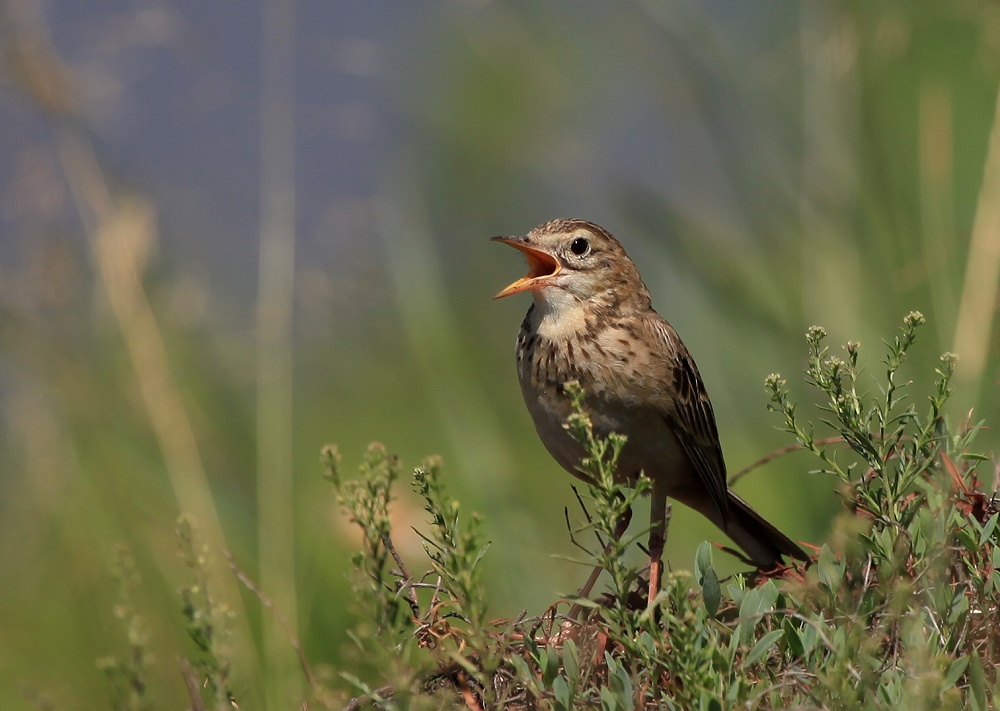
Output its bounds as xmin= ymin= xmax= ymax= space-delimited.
xmin=381 ymin=533 xmax=420 ymax=616
xmin=729 ymin=437 xmax=845 ymax=485
xmin=564 ymin=506 xmax=595 ymax=557
xmin=570 ymin=486 xmax=591 ymax=523
xmin=426 ymin=574 xmax=445 ymax=620
xmin=570 ymin=485 xmax=604 ymax=546
xmin=178 ymin=657 xmax=208 ymax=711
xmin=343 ymin=685 xmax=394 ymax=711
xmin=224 ymin=550 xmax=316 ymax=688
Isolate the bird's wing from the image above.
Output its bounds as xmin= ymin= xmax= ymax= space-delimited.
xmin=645 ymin=315 xmax=730 ymax=520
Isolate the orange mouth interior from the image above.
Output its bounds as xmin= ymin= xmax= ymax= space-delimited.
xmin=523 ymin=248 xmax=559 ymax=280
xmin=493 ymin=240 xmax=560 ymax=299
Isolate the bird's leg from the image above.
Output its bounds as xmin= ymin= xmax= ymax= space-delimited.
xmin=647 ymin=476 xmax=670 ymax=607
xmin=569 ymin=505 xmax=632 ymax=620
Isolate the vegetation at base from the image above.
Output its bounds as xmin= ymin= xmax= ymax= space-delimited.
xmin=84 ymin=313 xmax=999 ymax=708
xmin=306 ymin=312 xmax=997 ymax=709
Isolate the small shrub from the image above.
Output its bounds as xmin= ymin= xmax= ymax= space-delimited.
xmin=92 ymin=314 xmax=997 ymax=709
xmin=326 ymin=313 xmax=998 ymax=709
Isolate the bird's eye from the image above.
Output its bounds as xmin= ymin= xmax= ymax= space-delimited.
xmin=570 ymin=237 xmax=590 ymax=256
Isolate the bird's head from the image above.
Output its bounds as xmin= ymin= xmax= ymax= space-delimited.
xmin=492 ymin=219 xmax=650 ymax=310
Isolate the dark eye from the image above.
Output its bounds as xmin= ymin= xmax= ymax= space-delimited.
xmin=570 ymin=237 xmax=590 ymax=256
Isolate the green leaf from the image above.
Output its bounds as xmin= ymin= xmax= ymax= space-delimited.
xmin=635 ymin=630 xmax=658 ymax=657
xmin=738 ymin=601 xmax=762 ymax=645
xmin=600 ymin=686 xmax=618 ymax=711
xmin=340 ymin=671 xmax=376 ymax=696
xmin=941 ymin=655 xmax=968 ymax=694
xmin=552 ymin=675 xmax=571 ymax=711
xmin=782 ymin=618 xmax=804 ymax=658
xmin=989 ymin=570 xmax=1000 ymax=595
xmin=738 ymin=584 xmax=776 ymax=645
xmin=947 ymin=590 xmax=969 ymax=626
xmin=799 ymin=618 xmax=819 ymax=655
xmin=562 ymin=594 xmax=602 ymax=609
xmin=729 ymin=622 xmax=744 ymax=664
xmin=609 ymin=662 xmax=632 ymax=702
xmin=542 ymin=647 xmax=560 ymax=686
xmin=562 ymin=639 xmax=580 ymax=683
xmin=955 ymin=527 xmax=978 ymax=551
xmin=978 ymin=513 xmax=998 ymax=547
xmin=968 ymin=649 xmax=987 ymax=711
xmin=744 ymin=629 xmax=784 ymax=667
xmin=739 ymin=588 xmax=760 ymax=620
xmin=602 ymin=651 xmax=632 ymax=704
xmin=507 ymin=654 xmax=533 ymax=683
xmin=757 ymin=581 xmax=779 ymax=612
xmin=701 ymin=567 xmax=721 ymax=618
xmin=727 ymin=585 xmax=745 ymax=608
xmin=694 ymin=540 xmax=713 ymax=582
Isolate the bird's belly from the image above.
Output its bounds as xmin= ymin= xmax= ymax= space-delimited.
xmin=523 ymin=385 xmax=687 ymax=488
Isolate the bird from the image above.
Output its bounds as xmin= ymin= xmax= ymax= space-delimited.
xmin=492 ymin=218 xmax=808 ymax=606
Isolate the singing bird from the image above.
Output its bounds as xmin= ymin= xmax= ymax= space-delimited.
xmin=493 ymin=219 xmax=807 ymax=605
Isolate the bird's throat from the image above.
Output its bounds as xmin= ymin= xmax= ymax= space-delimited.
xmin=531 ymin=290 xmax=595 ymax=343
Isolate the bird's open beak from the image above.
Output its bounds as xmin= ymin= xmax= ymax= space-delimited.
xmin=491 ymin=236 xmax=561 ymax=299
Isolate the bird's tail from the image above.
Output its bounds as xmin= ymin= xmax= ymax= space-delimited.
xmin=722 ymin=491 xmax=810 ymax=569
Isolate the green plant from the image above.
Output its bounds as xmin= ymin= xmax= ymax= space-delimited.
xmin=324 ymin=443 xmax=500 ymax=708
xmin=762 ymin=312 xmax=998 ymax=709
xmin=176 ymin=516 xmax=236 ymax=711
xmin=87 ymin=315 xmax=996 ymax=709
xmin=96 ymin=546 xmax=153 ymax=711
xmin=323 ymin=313 xmax=998 ymax=710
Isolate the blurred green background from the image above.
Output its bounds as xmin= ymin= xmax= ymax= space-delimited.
xmin=2 ymin=1 xmax=999 ymax=707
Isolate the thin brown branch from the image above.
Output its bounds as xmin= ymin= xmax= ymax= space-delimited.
xmin=381 ymin=533 xmax=420 ymax=616
xmin=570 ymin=484 xmax=610 ymax=551
xmin=224 ymin=550 xmax=316 ymax=689
xmin=343 ymin=686 xmax=394 ymax=711
xmin=178 ymin=657 xmax=208 ymax=711
xmin=729 ymin=437 xmax=846 ymax=485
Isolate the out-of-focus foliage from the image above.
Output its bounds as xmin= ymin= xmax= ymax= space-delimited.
xmin=0 ymin=1 xmax=998 ymax=708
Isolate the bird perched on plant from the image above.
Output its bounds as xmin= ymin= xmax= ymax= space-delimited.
xmin=492 ymin=218 xmax=808 ymax=606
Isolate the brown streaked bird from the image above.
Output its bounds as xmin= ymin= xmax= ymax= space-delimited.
xmin=493 ymin=218 xmax=808 ymax=606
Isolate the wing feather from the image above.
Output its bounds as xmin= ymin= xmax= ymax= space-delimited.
xmin=647 ymin=317 xmax=730 ymax=520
